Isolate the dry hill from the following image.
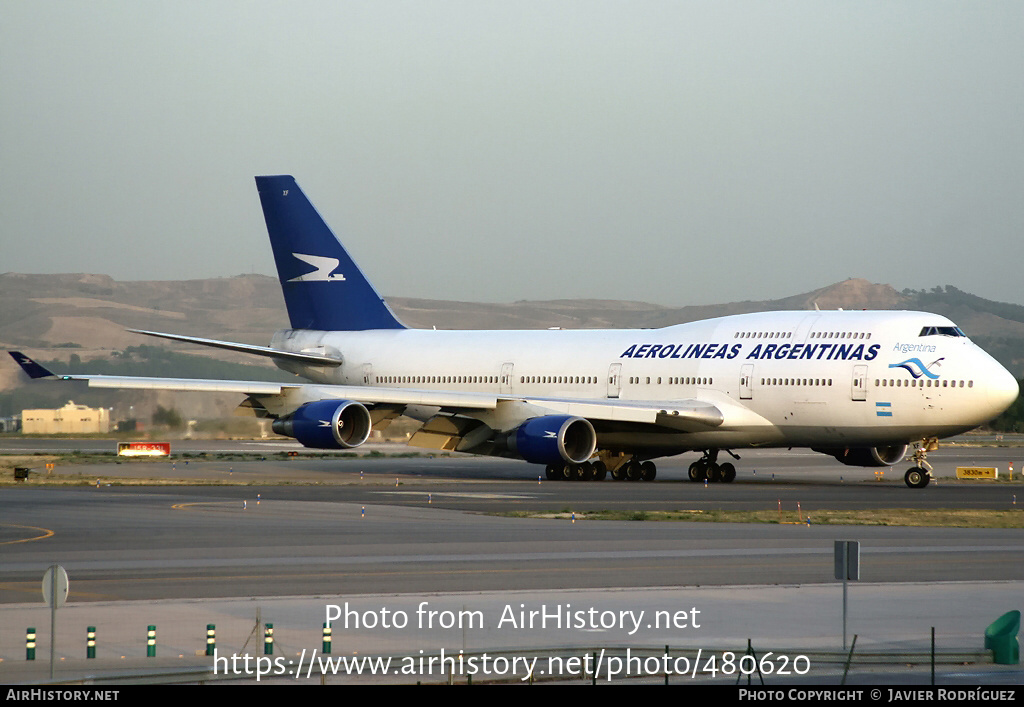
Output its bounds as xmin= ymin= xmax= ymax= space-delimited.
xmin=2 ymin=273 xmax=1022 ymax=396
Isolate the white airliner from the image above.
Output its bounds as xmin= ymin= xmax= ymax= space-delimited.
xmin=10 ymin=176 xmax=1019 ymax=488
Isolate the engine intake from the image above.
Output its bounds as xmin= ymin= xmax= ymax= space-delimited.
xmin=509 ymin=415 xmax=597 ymax=465
xmin=272 ymin=400 xmax=372 ymax=449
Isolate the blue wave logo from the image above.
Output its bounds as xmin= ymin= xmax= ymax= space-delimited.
xmin=888 ymin=357 xmax=944 ymax=379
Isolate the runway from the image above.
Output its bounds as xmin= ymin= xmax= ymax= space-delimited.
xmin=1 ymin=441 xmax=1021 ymax=683
xmin=1 ymin=445 xmax=1021 ymax=602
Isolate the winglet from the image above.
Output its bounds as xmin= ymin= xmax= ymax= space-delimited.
xmin=9 ymin=352 xmax=59 ymax=379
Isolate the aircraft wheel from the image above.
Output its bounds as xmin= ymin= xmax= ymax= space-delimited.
xmin=626 ymin=461 xmax=643 ymax=481
xmin=561 ymin=464 xmax=575 ymax=481
xmin=688 ymin=462 xmax=706 ymax=482
xmin=592 ymin=461 xmax=607 ymax=481
xmin=579 ymin=462 xmax=594 ymax=481
xmin=905 ymin=467 xmax=930 ymax=489
xmin=720 ymin=462 xmax=736 ymax=483
xmin=706 ymin=463 xmax=722 ymax=482
xmin=611 ymin=465 xmax=627 ymax=481
xmin=545 ymin=464 xmax=559 ymax=481
xmin=640 ymin=461 xmax=657 ymax=481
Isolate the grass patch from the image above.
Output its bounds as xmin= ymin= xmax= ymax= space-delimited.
xmin=502 ymin=508 xmax=1024 ymax=528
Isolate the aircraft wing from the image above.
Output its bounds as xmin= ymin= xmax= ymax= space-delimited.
xmin=8 ymin=352 xmax=292 ymax=394
xmin=9 ymin=350 xmax=723 ymax=430
xmin=521 ymin=397 xmax=724 ymax=430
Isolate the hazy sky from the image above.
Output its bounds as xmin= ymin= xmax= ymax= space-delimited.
xmin=3 ymin=2 xmax=1022 ymax=306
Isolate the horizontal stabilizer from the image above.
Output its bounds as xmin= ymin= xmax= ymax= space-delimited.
xmin=128 ymin=329 xmax=343 ymax=367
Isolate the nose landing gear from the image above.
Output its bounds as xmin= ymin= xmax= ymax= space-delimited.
xmin=904 ymin=439 xmax=936 ymax=488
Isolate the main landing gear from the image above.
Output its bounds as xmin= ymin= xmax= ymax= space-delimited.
xmin=904 ymin=439 xmax=936 ymax=489
xmin=610 ymin=459 xmax=657 ymax=482
xmin=545 ymin=460 xmax=608 ymax=481
xmin=544 ymin=457 xmax=657 ymax=481
xmin=687 ymin=449 xmax=738 ymax=483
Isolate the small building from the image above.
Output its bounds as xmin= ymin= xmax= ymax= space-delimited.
xmin=22 ymin=401 xmax=110 ymax=434
xmin=0 ymin=415 xmax=20 ymax=433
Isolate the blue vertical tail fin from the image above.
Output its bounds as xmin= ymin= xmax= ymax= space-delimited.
xmin=255 ymin=175 xmax=406 ymax=331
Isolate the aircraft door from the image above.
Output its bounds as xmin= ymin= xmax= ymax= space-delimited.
xmin=852 ymin=365 xmax=867 ymax=401
xmin=500 ymin=362 xmax=514 ymax=395
xmin=607 ymin=363 xmax=622 ymax=398
xmin=740 ymin=364 xmax=754 ymax=400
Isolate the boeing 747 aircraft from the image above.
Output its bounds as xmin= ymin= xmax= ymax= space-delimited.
xmin=11 ymin=176 xmax=1019 ymax=488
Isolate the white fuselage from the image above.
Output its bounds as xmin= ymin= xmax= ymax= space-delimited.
xmin=269 ymin=309 xmax=1017 ymax=454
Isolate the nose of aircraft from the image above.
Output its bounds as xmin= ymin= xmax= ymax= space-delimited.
xmin=986 ymin=360 xmax=1020 ymax=418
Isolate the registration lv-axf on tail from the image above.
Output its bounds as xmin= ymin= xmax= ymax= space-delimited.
xmin=11 ymin=176 xmax=1019 ymax=488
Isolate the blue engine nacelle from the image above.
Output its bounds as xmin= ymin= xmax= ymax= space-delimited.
xmin=272 ymin=400 xmax=372 ymax=449
xmin=509 ymin=415 xmax=597 ymax=465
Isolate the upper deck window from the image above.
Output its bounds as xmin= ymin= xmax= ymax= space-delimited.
xmin=919 ymin=326 xmax=966 ymax=337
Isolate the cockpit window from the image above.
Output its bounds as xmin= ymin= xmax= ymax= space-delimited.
xmin=918 ymin=326 xmax=966 ymax=337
